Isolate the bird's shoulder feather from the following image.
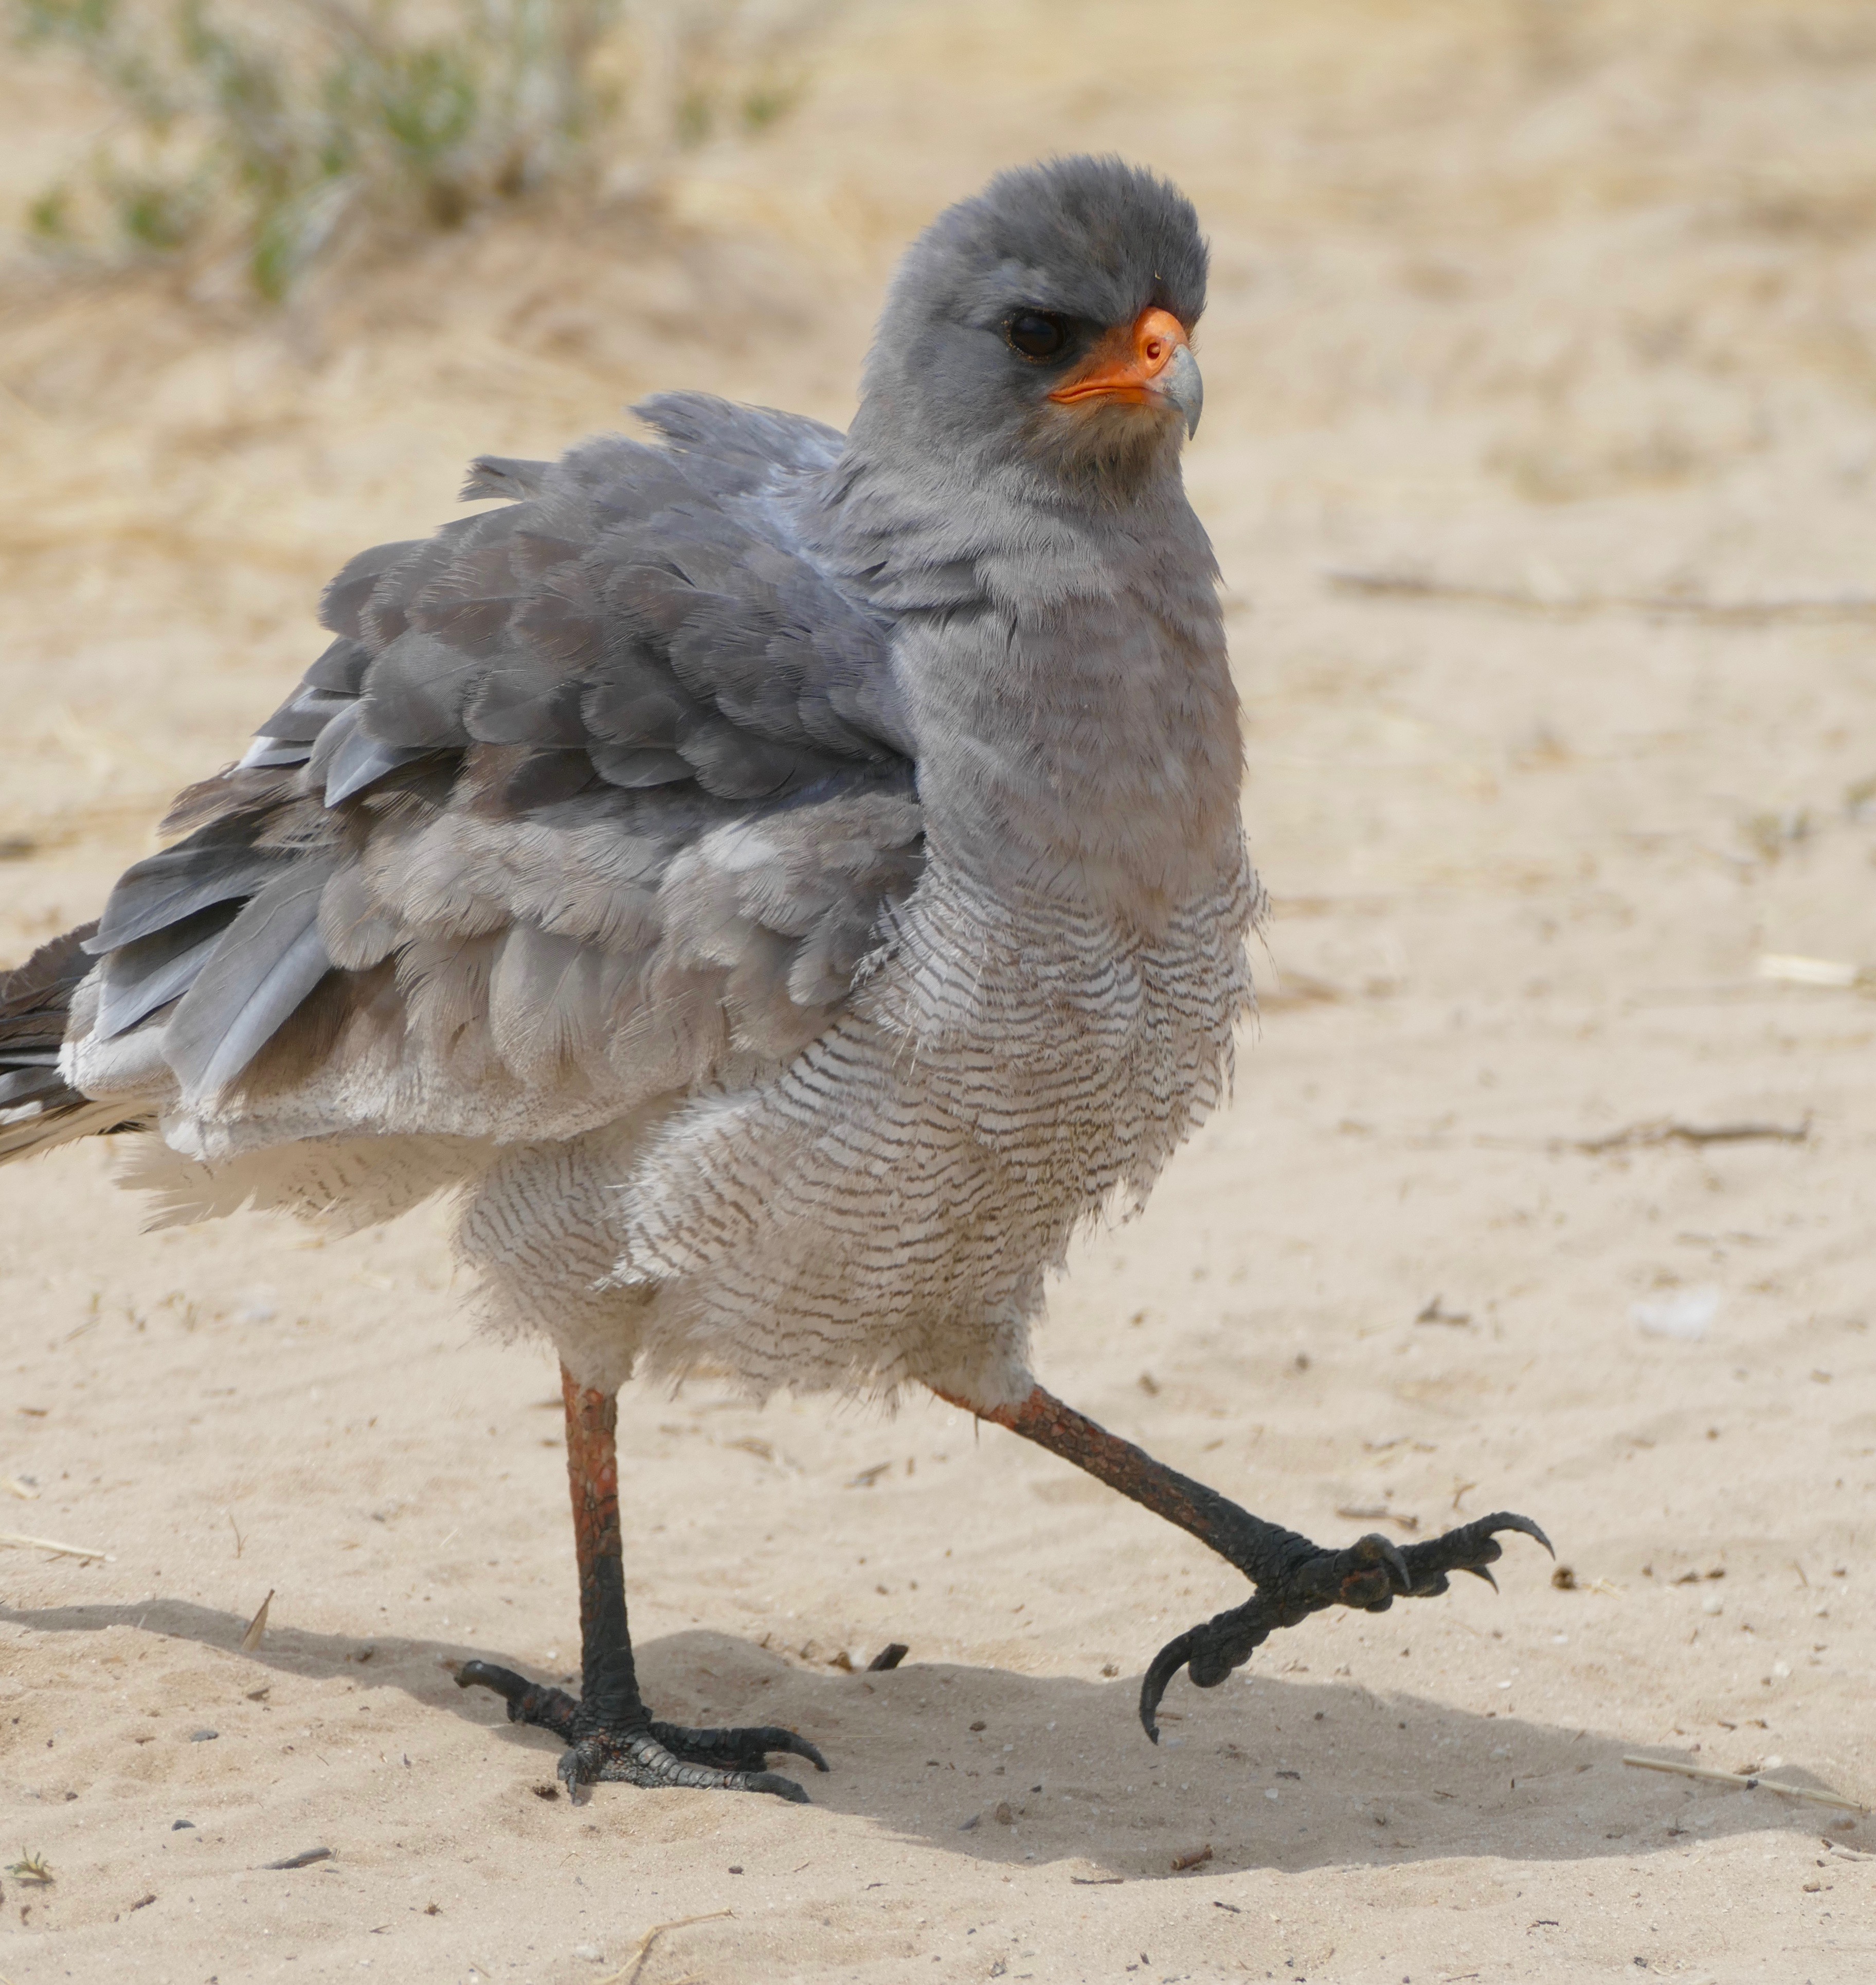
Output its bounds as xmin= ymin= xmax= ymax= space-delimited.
xmin=77 ymin=395 xmax=925 ymax=1128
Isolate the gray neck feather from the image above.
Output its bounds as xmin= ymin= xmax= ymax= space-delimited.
xmin=799 ymin=434 xmax=1244 ymax=927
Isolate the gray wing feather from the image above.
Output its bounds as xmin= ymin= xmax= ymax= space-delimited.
xmin=587 ymin=741 xmax=694 ymax=790
xmin=96 ymin=904 xmax=242 ymax=1040
xmin=238 ymin=740 xmax=315 ymax=771
xmin=461 ymin=455 xmax=550 ymax=502
xmin=255 ymin=686 xmax=355 ymax=744
xmin=314 ymin=702 xmax=430 ymax=807
xmin=0 ymin=1062 xmax=68 ymax=1107
xmin=320 ymin=539 xmax=429 ymax=640
xmin=633 ymin=392 xmax=846 ymax=478
xmin=161 ymin=864 xmax=338 ymax=1103
xmin=305 ymin=635 xmax=372 ymax=692
xmin=70 ymin=392 xmax=924 ymax=1119
xmin=352 ymin=630 xmax=486 ymax=748
xmin=86 ymin=829 xmax=285 ymax=954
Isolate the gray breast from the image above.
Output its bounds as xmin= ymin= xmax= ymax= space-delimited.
xmin=602 ymin=842 xmax=1260 ymax=1407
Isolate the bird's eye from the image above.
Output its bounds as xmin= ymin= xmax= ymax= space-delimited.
xmin=1006 ymin=312 xmax=1068 ymax=360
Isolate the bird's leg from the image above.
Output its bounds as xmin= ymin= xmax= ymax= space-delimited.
xmin=456 ymin=1363 xmax=827 ymax=1802
xmin=934 ymin=1383 xmax=1549 ymax=1741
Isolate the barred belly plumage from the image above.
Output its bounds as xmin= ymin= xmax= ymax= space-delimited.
xmin=591 ymin=841 xmax=1260 ymax=1405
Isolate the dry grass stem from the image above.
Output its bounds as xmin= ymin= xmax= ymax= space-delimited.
xmin=241 ymin=1587 xmax=275 ymax=1652
xmin=262 ymin=1846 xmax=334 ymax=1870
xmin=1336 ymin=1505 xmax=1421 ymax=1532
xmin=1757 ymin=955 xmax=1876 ymax=992
xmin=1623 ymin=1754 xmax=1871 ymax=1814
xmin=1327 ymin=570 xmax=1876 ymax=624
xmin=600 ymin=1910 xmax=734 ymax=1985
xmin=0 ymin=1529 xmax=111 ymax=1561
xmin=1571 ymin=1119 xmax=1810 ymax=1155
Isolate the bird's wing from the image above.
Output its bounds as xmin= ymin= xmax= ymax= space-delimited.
xmin=76 ymin=395 xmax=924 ymax=1135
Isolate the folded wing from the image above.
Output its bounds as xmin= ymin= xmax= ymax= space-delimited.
xmin=75 ymin=395 xmax=924 ymax=1140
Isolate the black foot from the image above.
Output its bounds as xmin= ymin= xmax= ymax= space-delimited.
xmin=1139 ymin=1510 xmax=1552 ymax=1740
xmin=456 ymin=1660 xmax=829 ymax=1803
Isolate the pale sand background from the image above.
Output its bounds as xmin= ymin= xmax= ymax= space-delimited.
xmin=3 ymin=3 xmax=1874 ymax=1980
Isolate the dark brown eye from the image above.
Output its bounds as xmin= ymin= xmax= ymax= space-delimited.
xmin=1006 ymin=311 xmax=1068 ymax=360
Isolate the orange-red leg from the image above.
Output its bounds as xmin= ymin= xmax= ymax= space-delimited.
xmin=457 ymin=1363 xmax=827 ymax=1800
xmin=561 ymin=1364 xmax=630 ymax=1703
xmin=935 ymin=1382 xmax=1549 ymax=1739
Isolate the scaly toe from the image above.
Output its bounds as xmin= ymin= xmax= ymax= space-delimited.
xmin=1331 ymin=1532 xmax=1412 ymax=1609
xmin=594 ymin=1730 xmax=814 ymax=1800
xmin=648 ymin=1720 xmax=830 ymax=1775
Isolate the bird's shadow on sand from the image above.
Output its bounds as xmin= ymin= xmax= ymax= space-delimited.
xmin=3 ymin=1597 xmax=1845 ymax=1876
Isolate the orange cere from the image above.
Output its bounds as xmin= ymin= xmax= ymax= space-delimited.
xmin=1047 ymin=307 xmax=1189 ymax=409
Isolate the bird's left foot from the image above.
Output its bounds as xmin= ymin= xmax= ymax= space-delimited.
xmin=456 ymin=1660 xmax=828 ymax=1802
xmin=1140 ymin=1509 xmax=1552 ymax=1739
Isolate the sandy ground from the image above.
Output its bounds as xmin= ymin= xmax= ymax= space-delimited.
xmin=4 ymin=2 xmax=1876 ymax=1979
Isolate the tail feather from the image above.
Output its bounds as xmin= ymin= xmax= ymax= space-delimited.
xmin=0 ymin=921 xmax=97 ymax=1048
xmin=0 ymin=921 xmax=147 ymax=1161
xmin=0 ymin=1096 xmax=149 ymax=1161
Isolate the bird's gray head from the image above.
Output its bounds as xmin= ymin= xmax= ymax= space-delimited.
xmin=851 ymin=156 xmax=1209 ymax=501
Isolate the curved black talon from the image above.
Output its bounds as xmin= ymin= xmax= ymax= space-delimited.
xmin=1140 ymin=1595 xmax=1282 ymax=1742
xmin=1139 ymin=1625 xmax=1203 ymax=1742
xmin=1137 ymin=1509 xmax=1552 ymax=1741
xmin=457 ymin=1659 xmax=823 ymax=1802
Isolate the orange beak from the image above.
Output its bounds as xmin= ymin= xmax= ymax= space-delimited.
xmin=1046 ymin=307 xmax=1203 ymax=436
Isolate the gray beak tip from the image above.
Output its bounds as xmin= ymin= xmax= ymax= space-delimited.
xmin=1162 ymin=344 xmax=1203 ymax=440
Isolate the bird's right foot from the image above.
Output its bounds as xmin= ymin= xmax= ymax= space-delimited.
xmin=456 ymin=1660 xmax=827 ymax=1802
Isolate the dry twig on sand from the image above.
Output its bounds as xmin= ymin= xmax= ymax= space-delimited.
xmin=1335 ymin=1504 xmax=1420 ymax=1532
xmin=1624 ymin=1754 xmax=1871 ymax=1814
xmin=600 ymin=1910 xmax=734 ymax=1985
xmin=240 ymin=1588 xmax=275 ymax=1653
xmin=1757 ymin=955 xmax=1876 ymax=993
xmin=262 ymin=1846 xmax=333 ymax=1870
xmin=1326 ymin=570 xmax=1876 ymax=624
xmin=1569 ymin=1118 xmax=1809 ymax=1155
xmin=0 ymin=1529 xmax=111 ymax=1561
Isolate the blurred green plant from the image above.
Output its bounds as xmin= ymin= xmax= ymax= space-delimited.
xmin=12 ymin=1 xmax=821 ymax=300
